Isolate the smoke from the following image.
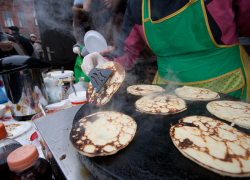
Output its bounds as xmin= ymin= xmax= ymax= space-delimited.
xmin=33 ymin=0 xmax=75 ymax=38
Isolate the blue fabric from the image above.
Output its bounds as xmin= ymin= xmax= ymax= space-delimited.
xmin=0 ymin=88 xmax=8 ymax=104
xmin=74 ymin=0 xmax=83 ymax=5
xmin=0 ymin=76 xmax=8 ymax=104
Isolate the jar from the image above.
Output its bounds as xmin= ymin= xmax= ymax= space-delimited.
xmin=7 ymin=145 xmax=53 ymax=180
xmin=0 ymin=123 xmax=22 ymax=179
xmin=44 ymin=74 xmax=62 ymax=104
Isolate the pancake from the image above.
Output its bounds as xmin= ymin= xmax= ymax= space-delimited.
xmin=135 ymin=94 xmax=187 ymax=115
xmin=127 ymin=85 xmax=164 ymax=96
xmin=3 ymin=122 xmax=31 ymax=139
xmin=87 ymin=62 xmax=125 ymax=107
xmin=170 ymin=116 xmax=250 ymax=177
xmin=207 ymin=101 xmax=250 ymax=128
xmin=70 ymin=111 xmax=137 ymax=157
xmin=175 ymin=86 xmax=220 ymax=101
xmin=0 ymin=41 xmax=15 ymax=45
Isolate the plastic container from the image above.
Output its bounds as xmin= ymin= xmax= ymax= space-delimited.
xmin=0 ymin=123 xmax=22 ymax=179
xmin=66 ymin=77 xmax=88 ymax=99
xmin=7 ymin=145 xmax=53 ymax=180
xmin=48 ymin=70 xmax=74 ymax=85
xmin=68 ymin=91 xmax=87 ymax=106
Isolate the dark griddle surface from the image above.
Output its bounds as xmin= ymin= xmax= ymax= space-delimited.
xmin=73 ymin=85 xmax=250 ymax=180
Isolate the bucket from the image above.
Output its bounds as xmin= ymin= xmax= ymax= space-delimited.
xmin=47 ymin=70 xmax=74 ymax=85
xmin=68 ymin=91 xmax=87 ymax=106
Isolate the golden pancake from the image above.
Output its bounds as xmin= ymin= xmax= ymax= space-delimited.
xmin=127 ymin=85 xmax=164 ymax=96
xmin=170 ymin=116 xmax=250 ymax=177
xmin=207 ymin=101 xmax=250 ymax=128
xmin=70 ymin=111 xmax=137 ymax=157
xmin=175 ymin=86 xmax=220 ymax=101
xmin=135 ymin=94 xmax=187 ymax=115
xmin=87 ymin=62 xmax=125 ymax=107
xmin=0 ymin=41 xmax=15 ymax=45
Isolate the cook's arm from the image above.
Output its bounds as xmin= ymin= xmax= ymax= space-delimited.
xmin=235 ymin=0 xmax=250 ymax=55
xmin=103 ymin=0 xmax=146 ymax=71
xmin=235 ymin=0 xmax=250 ymax=37
xmin=72 ymin=4 xmax=92 ymax=45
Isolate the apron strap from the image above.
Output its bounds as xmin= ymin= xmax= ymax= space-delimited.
xmin=142 ymin=0 xmax=150 ymax=20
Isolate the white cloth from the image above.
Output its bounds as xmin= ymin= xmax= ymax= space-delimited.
xmin=73 ymin=46 xmax=81 ymax=55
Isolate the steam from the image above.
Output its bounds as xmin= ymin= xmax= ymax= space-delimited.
xmin=33 ymin=0 xmax=75 ymax=38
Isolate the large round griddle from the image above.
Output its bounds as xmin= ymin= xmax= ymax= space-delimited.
xmin=73 ymin=85 xmax=250 ymax=180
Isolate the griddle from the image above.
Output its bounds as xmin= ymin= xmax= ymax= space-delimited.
xmin=73 ymin=85 xmax=250 ymax=180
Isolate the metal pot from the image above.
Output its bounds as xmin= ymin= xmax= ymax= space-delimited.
xmin=0 ymin=56 xmax=52 ymax=121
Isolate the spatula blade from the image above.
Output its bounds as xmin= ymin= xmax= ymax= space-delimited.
xmin=89 ymin=68 xmax=112 ymax=93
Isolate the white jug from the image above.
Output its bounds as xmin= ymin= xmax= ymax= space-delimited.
xmin=44 ymin=75 xmax=62 ymax=104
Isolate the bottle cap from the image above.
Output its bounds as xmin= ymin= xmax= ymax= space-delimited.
xmin=0 ymin=123 xmax=7 ymax=140
xmin=7 ymin=145 xmax=39 ymax=172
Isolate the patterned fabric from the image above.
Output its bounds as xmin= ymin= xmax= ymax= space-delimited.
xmin=239 ymin=44 xmax=250 ymax=100
xmin=152 ymin=67 xmax=247 ymax=100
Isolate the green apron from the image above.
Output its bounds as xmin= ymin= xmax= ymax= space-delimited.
xmin=143 ymin=0 xmax=250 ymax=100
xmin=74 ymin=45 xmax=90 ymax=83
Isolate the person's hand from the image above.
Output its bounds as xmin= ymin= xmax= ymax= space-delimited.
xmin=83 ymin=0 xmax=91 ymax=12
xmin=0 ymin=45 xmax=13 ymax=51
xmin=100 ymin=46 xmax=115 ymax=55
xmin=81 ymin=52 xmax=108 ymax=76
xmin=73 ymin=46 xmax=81 ymax=55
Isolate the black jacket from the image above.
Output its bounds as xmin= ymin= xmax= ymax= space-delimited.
xmin=9 ymin=33 xmax=34 ymax=56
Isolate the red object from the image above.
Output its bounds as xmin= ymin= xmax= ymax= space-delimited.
xmin=30 ymin=132 xmax=38 ymax=141
xmin=0 ymin=79 xmax=3 ymax=87
xmin=1 ymin=116 xmax=12 ymax=121
xmin=71 ymin=101 xmax=87 ymax=106
xmin=0 ymin=123 xmax=7 ymax=140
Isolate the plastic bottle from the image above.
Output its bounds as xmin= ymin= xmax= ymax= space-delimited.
xmin=0 ymin=123 xmax=22 ymax=179
xmin=7 ymin=145 xmax=53 ymax=180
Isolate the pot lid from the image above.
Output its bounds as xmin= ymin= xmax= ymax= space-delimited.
xmin=0 ymin=56 xmax=52 ymax=75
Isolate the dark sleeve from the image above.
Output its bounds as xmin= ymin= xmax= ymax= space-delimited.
xmin=7 ymin=36 xmax=16 ymax=43
xmin=72 ymin=4 xmax=92 ymax=45
xmin=103 ymin=0 xmax=145 ymax=71
xmin=235 ymin=0 xmax=250 ymax=37
xmin=14 ymin=35 xmax=34 ymax=56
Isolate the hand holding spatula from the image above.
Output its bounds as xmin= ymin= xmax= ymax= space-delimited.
xmin=81 ymin=52 xmax=108 ymax=76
